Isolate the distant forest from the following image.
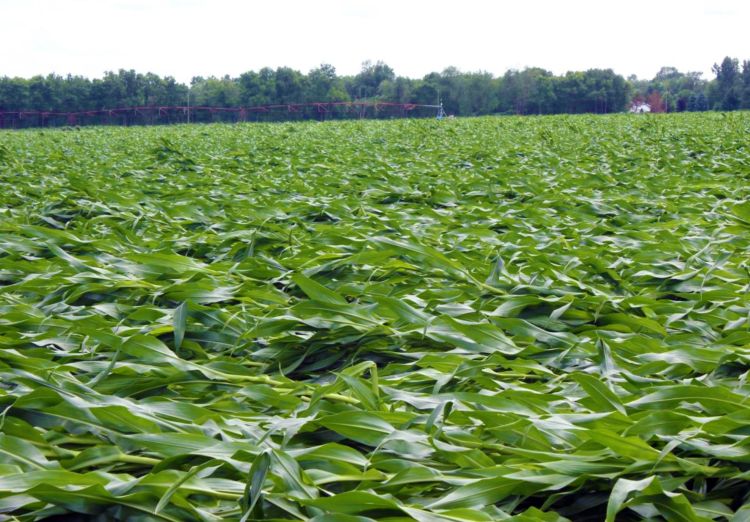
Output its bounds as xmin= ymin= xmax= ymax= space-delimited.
xmin=1 ymin=56 xmax=749 ymax=124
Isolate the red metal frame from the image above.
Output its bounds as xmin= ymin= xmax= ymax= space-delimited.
xmin=0 ymin=101 xmax=440 ymax=128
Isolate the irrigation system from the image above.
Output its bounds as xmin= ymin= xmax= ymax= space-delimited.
xmin=0 ymin=101 xmax=444 ymax=128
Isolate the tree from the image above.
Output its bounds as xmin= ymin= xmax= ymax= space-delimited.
xmin=434 ymin=67 xmax=464 ymax=115
xmin=239 ymin=68 xmax=276 ymax=107
xmin=191 ymin=76 xmax=241 ymax=107
xmin=654 ymin=66 xmax=681 ymax=82
xmin=162 ymin=77 xmax=188 ymax=106
xmin=461 ymin=72 xmax=498 ymax=115
xmin=378 ymin=76 xmax=415 ymax=104
xmin=647 ymin=91 xmax=666 ymax=113
xmin=553 ymin=72 xmax=585 ymax=113
xmin=349 ymin=60 xmax=395 ymax=99
xmin=0 ymin=77 xmax=29 ymax=111
xmin=28 ymin=75 xmax=58 ymax=110
xmin=581 ymin=69 xmax=629 ymax=113
xmin=306 ymin=64 xmax=348 ymax=102
xmin=687 ymin=92 xmax=708 ymax=111
xmin=92 ymin=71 xmax=127 ymax=109
xmin=410 ymin=75 xmax=440 ymax=106
xmin=742 ymin=60 xmax=750 ymax=109
xmin=274 ymin=67 xmax=305 ymax=104
xmin=711 ymin=56 xmax=741 ymax=110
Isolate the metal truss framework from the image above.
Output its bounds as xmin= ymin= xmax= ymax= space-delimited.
xmin=0 ymin=101 xmax=442 ymax=128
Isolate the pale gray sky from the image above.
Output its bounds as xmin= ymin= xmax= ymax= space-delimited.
xmin=2 ymin=0 xmax=748 ymax=82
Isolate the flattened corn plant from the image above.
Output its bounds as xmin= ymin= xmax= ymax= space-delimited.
xmin=1 ymin=113 xmax=750 ymax=521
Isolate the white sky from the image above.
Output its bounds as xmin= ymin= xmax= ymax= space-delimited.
xmin=1 ymin=0 xmax=748 ymax=83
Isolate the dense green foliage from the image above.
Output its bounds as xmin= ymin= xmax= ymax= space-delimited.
xmin=1 ymin=113 xmax=750 ymax=520
xmin=1 ymin=56 xmax=749 ymax=124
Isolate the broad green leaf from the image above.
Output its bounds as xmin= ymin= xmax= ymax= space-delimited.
xmin=241 ymin=450 xmax=270 ymax=522
xmin=428 ymin=476 xmax=517 ymax=509
xmin=317 ymin=412 xmax=395 ymax=446
xmin=0 ymin=434 xmax=55 ymax=471
xmin=173 ymin=301 xmax=188 ymax=349
xmin=303 ymin=491 xmax=401 ymax=514
xmin=571 ymin=372 xmax=626 ymax=414
xmin=292 ymin=273 xmax=347 ymax=305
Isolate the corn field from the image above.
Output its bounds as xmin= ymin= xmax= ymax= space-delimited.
xmin=1 ymin=113 xmax=750 ymax=521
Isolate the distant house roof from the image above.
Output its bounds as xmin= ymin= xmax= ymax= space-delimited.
xmin=630 ymin=102 xmax=651 ymax=113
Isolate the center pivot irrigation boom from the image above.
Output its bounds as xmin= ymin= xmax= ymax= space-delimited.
xmin=0 ymin=101 xmax=446 ymax=128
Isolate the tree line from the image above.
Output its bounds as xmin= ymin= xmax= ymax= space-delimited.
xmin=1 ymin=57 xmax=749 ymax=124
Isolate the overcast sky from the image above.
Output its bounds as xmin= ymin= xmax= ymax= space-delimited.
xmin=2 ymin=0 xmax=749 ymax=83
